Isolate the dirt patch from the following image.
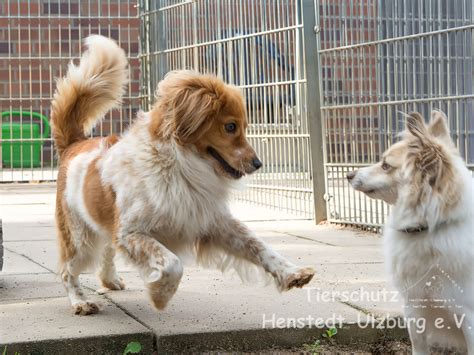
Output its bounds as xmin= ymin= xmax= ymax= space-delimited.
xmin=205 ymin=339 xmax=411 ymax=354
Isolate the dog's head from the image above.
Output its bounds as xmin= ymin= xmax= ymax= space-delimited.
xmin=347 ymin=111 xmax=460 ymax=207
xmin=149 ymin=70 xmax=261 ymax=179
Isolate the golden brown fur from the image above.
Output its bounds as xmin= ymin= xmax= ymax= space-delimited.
xmin=55 ymin=136 xmax=119 ymax=266
xmin=51 ymin=37 xmax=315 ymax=315
xmin=149 ymin=71 xmax=259 ymax=178
xmin=83 ymin=156 xmax=118 ymax=237
xmin=51 ymin=37 xmax=127 ymax=156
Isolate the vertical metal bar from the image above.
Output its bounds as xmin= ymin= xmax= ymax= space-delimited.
xmin=158 ymin=3 xmax=167 ymax=82
xmin=302 ymin=0 xmax=327 ymax=223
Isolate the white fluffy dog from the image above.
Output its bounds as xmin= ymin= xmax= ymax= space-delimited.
xmin=348 ymin=111 xmax=473 ymax=354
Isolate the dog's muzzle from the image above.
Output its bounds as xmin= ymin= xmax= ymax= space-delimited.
xmin=346 ymin=170 xmax=357 ymax=181
xmin=207 ymin=147 xmax=262 ymax=178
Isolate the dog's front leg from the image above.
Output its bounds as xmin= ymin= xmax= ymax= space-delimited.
xmin=210 ymin=217 xmax=315 ymax=291
xmin=118 ymin=232 xmax=183 ymax=310
xmin=404 ymin=307 xmax=429 ymax=355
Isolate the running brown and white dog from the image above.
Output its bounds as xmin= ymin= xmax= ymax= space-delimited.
xmin=347 ymin=112 xmax=473 ymax=354
xmin=51 ymin=35 xmax=315 ymax=315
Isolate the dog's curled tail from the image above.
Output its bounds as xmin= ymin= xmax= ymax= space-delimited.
xmin=51 ymin=35 xmax=128 ymax=156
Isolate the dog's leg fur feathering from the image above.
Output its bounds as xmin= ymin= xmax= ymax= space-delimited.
xmin=117 ymin=233 xmax=183 ymax=310
xmin=51 ymin=36 xmax=128 ymax=314
xmin=199 ymin=218 xmax=315 ymax=291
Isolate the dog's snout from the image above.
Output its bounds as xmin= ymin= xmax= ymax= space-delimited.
xmin=346 ymin=171 xmax=357 ymax=181
xmin=252 ymin=157 xmax=262 ymax=170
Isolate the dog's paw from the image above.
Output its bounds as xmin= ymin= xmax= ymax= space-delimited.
xmin=147 ymin=279 xmax=180 ymax=311
xmin=72 ymin=301 xmax=100 ymax=315
xmin=282 ymin=267 xmax=315 ymax=291
xmin=150 ymin=295 xmax=169 ymax=310
xmin=97 ymin=278 xmax=125 ymax=294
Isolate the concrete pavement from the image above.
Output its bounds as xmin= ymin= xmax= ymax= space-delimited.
xmin=0 ymin=184 xmax=408 ymax=354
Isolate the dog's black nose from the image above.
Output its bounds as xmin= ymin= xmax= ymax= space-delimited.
xmin=252 ymin=157 xmax=262 ymax=170
xmin=346 ymin=171 xmax=356 ymax=181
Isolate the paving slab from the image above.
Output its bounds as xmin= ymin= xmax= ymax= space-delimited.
xmin=1 ymin=248 xmax=47 ymax=275
xmin=229 ymin=201 xmax=309 ymax=221
xmin=0 ymin=273 xmax=66 ymax=302
xmin=5 ymin=241 xmax=58 ymax=272
xmin=247 ymin=220 xmax=382 ymax=247
xmin=3 ymin=232 xmax=383 ymax=276
xmin=102 ymin=269 xmax=377 ymax=351
xmin=0 ymin=183 xmax=409 ymax=353
xmin=0 ymin=296 xmax=155 ymax=355
xmin=3 ymin=221 xmax=56 ymax=241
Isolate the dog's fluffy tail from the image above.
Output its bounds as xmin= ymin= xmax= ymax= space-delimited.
xmin=51 ymin=35 xmax=128 ymax=156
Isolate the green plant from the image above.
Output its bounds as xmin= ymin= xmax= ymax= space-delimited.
xmin=302 ymin=339 xmax=321 ymax=354
xmin=123 ymin=341 xmax=142 ymax=355
xmin=2 ymin=346 xmax=20 ymax=355
xmin=322 ymin=326 xmax=338 ymax=343
xmin=303 ymin=326 xmax=338 ymax=353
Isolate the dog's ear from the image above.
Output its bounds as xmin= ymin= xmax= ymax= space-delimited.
xmin=406 ymin=112 xmax=436 ymax=185
xmin=152 ymin=71 xmax=224 ymax=144
xmin=406 ymin=112 xmax=428 ymax=140
xmin=406 ymin=112 xmax=450 ymax=188
xmin=405 ymin=113 xmax=460 ymax=208
xmin=429 ymin=110 xmax=452 ymax=142
xmin=169 ymin=80 xmax=222 ymax=144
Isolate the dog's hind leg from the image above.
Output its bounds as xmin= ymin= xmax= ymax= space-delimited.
xmin=59 ymin=230 xmax=101 ymax=315
xmin=61 ymin=259 xmax=100 ymax=315
xmin=117 ymin=232 xmax=183 ymax=310
xmin=57 ymin=207 xmax=101 ymax=315
xmin=97 ymin=243 xmax=125 ymax=293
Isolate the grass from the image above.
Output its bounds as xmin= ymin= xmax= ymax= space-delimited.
xmin=2 ymin=346 xmax=20 ymax=355
xmin=302 ymin=339 xmax=322 ymax=354
xmin=302 ymin=326 xmax=338 ymax=354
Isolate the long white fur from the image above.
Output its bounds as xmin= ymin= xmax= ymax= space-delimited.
xmin=349 ymin=113 xmax=474 ymax=354
xmin=384 ymin=156 xmax=474 ymax=354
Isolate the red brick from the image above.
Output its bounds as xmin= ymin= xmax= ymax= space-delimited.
xmin=42 ymin=2 xmax=79 ymax=16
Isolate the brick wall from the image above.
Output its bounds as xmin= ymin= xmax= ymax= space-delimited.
xmin=318 ymin=1 xmax=381 ymax=163
xmin=0 ymin=0 xmax=140 ymax=166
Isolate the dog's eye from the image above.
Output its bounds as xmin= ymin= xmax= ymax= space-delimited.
xmin=381 ymin=162 xmax=391 ymax=171
xmin=225 ymin=122 xmax=237 ymax=134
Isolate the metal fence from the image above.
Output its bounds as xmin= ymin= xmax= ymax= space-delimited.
xmin=139 ymin=0 xmax=316 ymax=217
xmin=0 ymin=0 xmax=141 ymax=182
xmin=316 ymin=0 xmax=474 ymax=228
xmin=2 ymin=0 xmax=473 ymax=227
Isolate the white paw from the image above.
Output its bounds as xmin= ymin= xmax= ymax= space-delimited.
xmin=72 ymin=301 xmax=100 ymax=315
xmin=281 ymin=267 xmax=315 ymax=291
xmin=98 ymin=277 xmax=125 ymax=294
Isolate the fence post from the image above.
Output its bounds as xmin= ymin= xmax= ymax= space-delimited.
xmin=157 ymin=5 xmax=168 ymax=82
xmin=302 ymin=1 xmax=327 ymax=223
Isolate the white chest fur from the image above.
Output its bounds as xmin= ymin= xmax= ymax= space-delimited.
xmin=101 ymin=117 xmax=230 ymax=245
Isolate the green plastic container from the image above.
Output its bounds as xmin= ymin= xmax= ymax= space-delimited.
xmin=1 ymin=111 xmax=50 ymax=168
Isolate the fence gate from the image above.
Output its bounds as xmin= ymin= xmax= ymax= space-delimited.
xmin=315 ymin=0 xmax=474 ymax=228
xmin=139 ymin=0 xmax=318 ymax=218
